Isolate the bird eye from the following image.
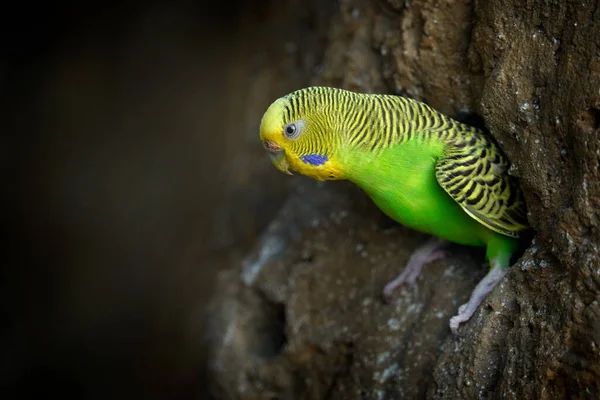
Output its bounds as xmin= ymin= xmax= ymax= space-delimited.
xmin=283 ymin=122 xmax=299 ymax=139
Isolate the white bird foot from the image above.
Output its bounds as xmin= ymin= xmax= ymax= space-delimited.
xmin=383 ymin=237 xmax=448 ymax=302
xmin=449 ymin=261 xmax=509 ymax=335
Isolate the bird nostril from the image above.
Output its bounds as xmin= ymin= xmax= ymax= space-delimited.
xmin=263 ymin=140 xmax=281 ymax=152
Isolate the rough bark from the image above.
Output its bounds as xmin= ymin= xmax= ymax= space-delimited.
xmin=207 ymin=0 xmax=600 ymax=398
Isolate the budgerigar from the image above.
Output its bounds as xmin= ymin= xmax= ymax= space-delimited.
xmin=259 ymin=87 xmax=529 ymax=333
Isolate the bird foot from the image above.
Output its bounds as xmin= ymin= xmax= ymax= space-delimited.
xmin=382 ymin=237 xmax=448 ymax=303
xmin=449 ymin=261 xmax=509 ymax=334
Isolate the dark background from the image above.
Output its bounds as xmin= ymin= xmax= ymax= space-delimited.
xmin=4 ymin=0 xmax=600 ymax=399
xmin=1 ymin=1 xmax=278 ymax=398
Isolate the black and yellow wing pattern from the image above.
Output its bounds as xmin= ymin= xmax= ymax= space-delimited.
xmin=434 ymin=130 xmax=529 ymax=238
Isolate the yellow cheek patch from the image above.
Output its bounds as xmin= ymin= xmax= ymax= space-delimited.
xmin=287 ymin=153 xmax=344 ymax=181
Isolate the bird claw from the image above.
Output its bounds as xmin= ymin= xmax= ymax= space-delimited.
xmin=449 ymin=312 xmax=469 ymax=335
xmin=381 ymin=287 xmax=396 ymax=304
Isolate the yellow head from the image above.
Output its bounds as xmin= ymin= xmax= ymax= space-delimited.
xmin=259 ymin=87 xmax=344 ymax=181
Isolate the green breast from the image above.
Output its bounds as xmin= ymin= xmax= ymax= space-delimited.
xmin=339 ymin=139 xmax=493 ymax=247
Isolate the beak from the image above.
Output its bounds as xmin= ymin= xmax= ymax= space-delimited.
xmin=263 ymin=140 xmax=293 ymax=175
xmin=269 ymin=150 xmax=293 ymax=175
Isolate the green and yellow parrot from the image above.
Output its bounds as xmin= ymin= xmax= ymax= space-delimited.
xmin=259 ymin=86 xmax=529 ymax=333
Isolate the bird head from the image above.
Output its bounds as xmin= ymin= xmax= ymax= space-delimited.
xmin=259 ymin=88 xmax=343 ymax=180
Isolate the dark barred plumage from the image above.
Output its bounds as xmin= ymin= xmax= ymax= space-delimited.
xmin=281 ymin=86 xmax=528 ymax=238
xmin=283 ymin=87 xmax=461 ymax=152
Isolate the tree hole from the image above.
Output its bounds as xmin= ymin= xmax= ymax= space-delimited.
xmin=577 ymin=108 xmax=600 ymax=133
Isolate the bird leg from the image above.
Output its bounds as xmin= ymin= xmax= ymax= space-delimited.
xmin=383 ymin=236 xmax=448 ymax=302
xmin=449 ymin=260 xmax=508 ymax=334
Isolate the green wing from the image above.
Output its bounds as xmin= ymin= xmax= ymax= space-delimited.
xmin=434 ymin=132 xmax=529 ymax=238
